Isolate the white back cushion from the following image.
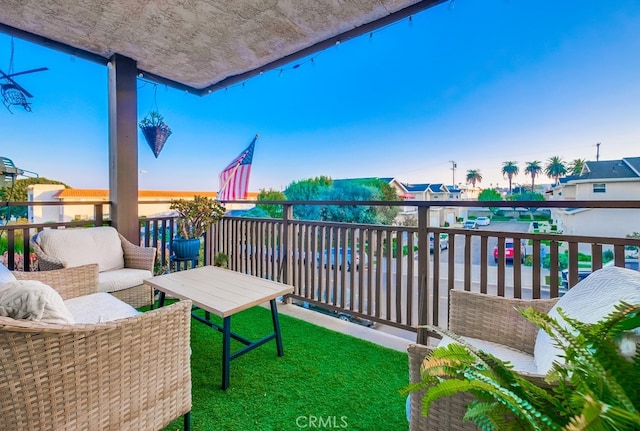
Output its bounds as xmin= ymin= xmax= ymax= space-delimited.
xmin=0 ymin=263 xmax=17 ymax=284
xmin=534 ymin=266 xmax=640 ymax=374
xmin=0 ymin=280 xmax=75 ymax=324
xmin=36 ymin=226 xmax=125 ymax=272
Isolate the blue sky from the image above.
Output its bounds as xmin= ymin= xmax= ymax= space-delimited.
xmin=2 ymin=0 xmax=640 ymax=192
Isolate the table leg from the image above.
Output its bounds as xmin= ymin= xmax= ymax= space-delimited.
xmin=270 ymin=299 xmax=284 ymax=357
xmin=158 ymin=291 xmax=166 ymax=308
xmin=222 ymin=316 xmax=231 ymax=390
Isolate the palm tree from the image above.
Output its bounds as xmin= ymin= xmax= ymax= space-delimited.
xmin=501 ymin=161 xmax=519 ymax=195
xmin=465 ymin=169 xmax=482 ymax=188
xmin=568 ymin=158 xmax=586 ymax=176
xmin=544 ymin=156 xmax=568 ymax=185
xmin=524 ymin=161 xmax=542 ymax=191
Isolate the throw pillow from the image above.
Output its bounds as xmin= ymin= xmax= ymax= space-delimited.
xmin=0 ymin=262 xmax=17 ymax=284
xmin=0 ymin=280 xmax=75 ymax=324
xmin=534 ymin=266 xmax=640 ymax=374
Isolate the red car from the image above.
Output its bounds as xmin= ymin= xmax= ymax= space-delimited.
xmin=493 ymin=240 xmax=526 ymax=263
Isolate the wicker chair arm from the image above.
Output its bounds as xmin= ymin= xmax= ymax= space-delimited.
xmin=119 ymin=233 xmax=156 ymax=271
xmin=11 ymin=264 xmax=99 ymax=300
xmin=0 ymin=300 xmax=192 ymax=431
xmin=30 ymin=237 xmax=65 ymax=270
xmin=448 ymin=290 xmax=558 ymax=355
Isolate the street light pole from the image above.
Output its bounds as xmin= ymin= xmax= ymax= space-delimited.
xmin=449 ymin=160 xmax=456 ymax=188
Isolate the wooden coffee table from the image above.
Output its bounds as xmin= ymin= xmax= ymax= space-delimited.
xmin=144 ymin=265 xmax=294 ymax=389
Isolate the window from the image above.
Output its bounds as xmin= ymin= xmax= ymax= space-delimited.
xmin=593 ymin=183 xmax=606 ymax=193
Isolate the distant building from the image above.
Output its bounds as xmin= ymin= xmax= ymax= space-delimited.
xmin=547 ymin=157 xmax=640 ymax=237
xmin=27 ymin=185 xmax=257 ymax=224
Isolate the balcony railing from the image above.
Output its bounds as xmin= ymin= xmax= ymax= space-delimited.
xmin=3 ymin=199 xmax=640 ymax=345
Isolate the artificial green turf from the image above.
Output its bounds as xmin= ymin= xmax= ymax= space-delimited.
xmin=160 ymin=305 xmax=409 ymax=431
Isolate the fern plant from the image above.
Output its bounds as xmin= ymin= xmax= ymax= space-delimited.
xmin=403 ymin=303 xmax=640 ymax=430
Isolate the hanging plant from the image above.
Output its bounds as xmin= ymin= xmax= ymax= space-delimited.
xmin=139 ymin=111 xmax=172 ymax=158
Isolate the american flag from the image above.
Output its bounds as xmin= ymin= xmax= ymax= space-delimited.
xmin=217 ymin=135 xmax=257 ymax=200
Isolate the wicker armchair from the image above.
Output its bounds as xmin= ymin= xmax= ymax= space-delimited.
xmin=31 ymin=227 xmax=156 ymax=308
xmin=408 ymin=290 xmax=558 ymax=431
xmin=1 ymin=265 xmax=192 ymax=431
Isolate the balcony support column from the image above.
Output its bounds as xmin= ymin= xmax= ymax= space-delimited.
xmin=108 ymin=53 xmax=139 ymax=243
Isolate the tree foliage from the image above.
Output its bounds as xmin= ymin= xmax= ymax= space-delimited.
xmin=283 ymin=176 xmax=332 ymax=220
xmin=545 ymin=156 xmax=568 ymax=185
xmin=568 ymin=159 xmax=586 ymax=176
xmin=255 ymin=188 xmax=286 ymax=218
xmin=404 ymin=303 xmax=640 ymax=430
xmin=283 ymin=176 xmax=399 ymax=224
xmin=465 ymin=169 xmax=483 ymax=188
xmin=0 ymin=177 xmax=70 ymax=220
xmin=478 ymin=188 xmax=503 ymax=215
xmin=501 ymin=161 xmax=519 ymax=195
xmin=524 ymin=161 xmax=543 ymax=191
xmin=478 ymin=188 xmax=503 ymax=202
xmin=507 ymin=191 xmax=545 ymax=202
xmin=320 ymin=182 xmax=380 ymax=224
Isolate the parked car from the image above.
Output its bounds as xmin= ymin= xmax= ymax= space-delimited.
xmin=493 ymin=239 xmax=526 ymax=263
xmin=463 ymin=220 xmax=477 ymax=229
xmin=320 ymin=247 xmax=360 ymax=271
xmin=475 ymin=216 xmax=491 ymax=226
xmin=293 ymin=301 xmax=375 ymax=327
xmin=429 ymin=233 xmax=448 ymax=253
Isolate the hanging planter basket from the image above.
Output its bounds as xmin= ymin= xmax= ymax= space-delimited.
xmin=139 ymin=111 xmax=172 ymax=158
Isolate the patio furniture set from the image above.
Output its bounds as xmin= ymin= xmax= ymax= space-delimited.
xmin=0 ymin=226 xmax=293 ymax=430
xmin=3 ymin=225 xmax=639 ymax=429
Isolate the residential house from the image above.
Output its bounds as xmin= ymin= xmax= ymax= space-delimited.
xmin=548 ymin=157 xmax=640 ymax=237
xmin=27 ymin=184 xmax=257 ymax=224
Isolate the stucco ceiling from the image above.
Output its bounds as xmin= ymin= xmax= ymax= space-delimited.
xmin=0 ymin=0 xmax=445 ymax=95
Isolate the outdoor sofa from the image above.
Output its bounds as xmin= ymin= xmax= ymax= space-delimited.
xmin=407 ymin=265 xmax=640 ymax=430
xmin=0 ymin=263 xmax=192 ymax=431
xmin=31 ymin=226 xmax=156 ymax=307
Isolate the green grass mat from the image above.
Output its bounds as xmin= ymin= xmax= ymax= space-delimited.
xmin=160 ymin=305 xmax=409 ymax=431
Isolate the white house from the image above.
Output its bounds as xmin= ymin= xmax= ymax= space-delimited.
xmin=27 ymin=185 xmax=257 ymax=224
xmin=548 ymin=157 xmax=640 ymax=237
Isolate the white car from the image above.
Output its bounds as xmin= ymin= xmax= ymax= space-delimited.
xmin=429 ymin=233 xmax=448 ymax=253
xmin=475 ymin=216 xmax=491 ymax=226
xmin=463 ymin=220 xmax=477 ymax=229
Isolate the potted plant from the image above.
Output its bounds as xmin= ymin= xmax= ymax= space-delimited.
xmin=169 ymin=195 xmax=226 ymax=259
xmin=139 ymin=111 xmax=172 ymax=158
xmin=404 ymin=303 xmax=640 ymax=430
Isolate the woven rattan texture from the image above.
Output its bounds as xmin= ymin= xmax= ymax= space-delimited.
xmin=449 ymin=290 xmax=558 ymax=355
xmin=408 ymin=290 xmax=560 ymax=430
xmin=0 ymin=300 xmax=192 ymax=430
xmin=12 ymin=264 xmax=99 ymax=299
xmin=30 ymin=230 xmax=156 ymax=307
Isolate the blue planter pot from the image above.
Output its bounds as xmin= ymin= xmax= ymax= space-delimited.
xmin=171 ymin=237 xmax=201 ymax=259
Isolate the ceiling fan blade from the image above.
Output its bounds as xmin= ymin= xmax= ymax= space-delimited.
xmin=5 ymin=67 xmax=49 ymax=78
xmin=0 ymin=68 xmax=39 ymax=98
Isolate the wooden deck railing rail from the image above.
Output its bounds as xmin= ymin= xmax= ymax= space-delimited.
xmin=2 ymin=199 xmax=639 ymax=343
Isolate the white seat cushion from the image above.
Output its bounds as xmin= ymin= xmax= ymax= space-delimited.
xmin=98 ymin=268 xmax=153 ymax=293
xmin=439 ymin=335 xmax=539 ymax=375
xmin=534 ymin=266 xmax=640 ymax=375
xmin=35 ymin=226 xmax=125 ymax=272
xmin=64 ymin=292 xmax=141 ymax=324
